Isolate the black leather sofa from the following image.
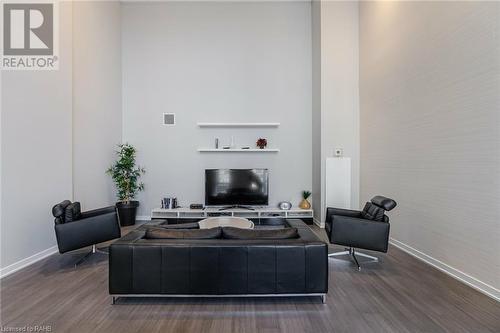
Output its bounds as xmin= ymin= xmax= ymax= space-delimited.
xmin=109 ymin=219 xmax=328 ymax=303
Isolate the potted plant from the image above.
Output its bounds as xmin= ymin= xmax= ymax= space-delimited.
xmin=299 ymin=190 xmax=311 ymax=209
xmin=106 ymin=143 xmax=145 ymax=226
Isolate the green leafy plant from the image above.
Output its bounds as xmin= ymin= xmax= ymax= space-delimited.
xmin=302 ymin=190 xmax=311 ymax=200
xmin=106 ymin=143 xmax=145 ymax=203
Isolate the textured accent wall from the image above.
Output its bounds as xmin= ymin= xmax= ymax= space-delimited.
xmin=360 ymin=2 xmax=500 ymax=294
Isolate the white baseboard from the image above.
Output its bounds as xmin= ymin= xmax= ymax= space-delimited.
xmin=390 ymin=238 xmax=499 ymax=302
xmin=0 ymin=245 xmax=58 ymax=279
xmin=313 ymin=218 xmax=324 ymax=228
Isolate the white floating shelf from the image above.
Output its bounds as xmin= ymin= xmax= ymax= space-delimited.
xmin=197 ymin=122 xmax=280 ymax=128
xmin=198 ymin=148 xmax=280 ymax=153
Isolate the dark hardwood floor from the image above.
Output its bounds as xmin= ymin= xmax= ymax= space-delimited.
xmin=1 ymin=224 xmax=499 ymax=333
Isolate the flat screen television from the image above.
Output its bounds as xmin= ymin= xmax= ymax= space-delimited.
xmin=205 ymin=169 xmax=269 ymax=207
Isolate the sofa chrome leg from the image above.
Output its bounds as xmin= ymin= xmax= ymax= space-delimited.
xmin=321 ymin=295 xmax=326 ymax=304
xmin=112 ymin=296 xmax=117 ymax=305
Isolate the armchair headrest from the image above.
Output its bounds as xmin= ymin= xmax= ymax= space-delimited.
xmin=52 ymin=200 xmax=71 ymax=218
xmin=370 ymin=196 xmax=397 ymax=211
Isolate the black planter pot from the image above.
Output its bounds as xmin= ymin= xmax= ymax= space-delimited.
xmin=116 ymin=201 xmax=139 ymax=226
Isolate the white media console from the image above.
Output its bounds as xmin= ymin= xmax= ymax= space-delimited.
xmin=151 ymin=207 xmax=313 ymax=221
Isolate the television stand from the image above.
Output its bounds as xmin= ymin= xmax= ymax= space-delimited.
xmin=218 ymin=205 xmax=255 ymax=211
xmin=150 ymin=207 xmax=314 ymax=225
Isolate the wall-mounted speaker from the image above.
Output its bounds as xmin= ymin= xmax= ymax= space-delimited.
xmin=163 ymin=113 xmax=175 ymax=126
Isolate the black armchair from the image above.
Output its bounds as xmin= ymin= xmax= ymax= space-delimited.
xmin=325 ymin=196 xmax=397 ymax=270
xmin=52 ymin=200 xmax=121 ymax=266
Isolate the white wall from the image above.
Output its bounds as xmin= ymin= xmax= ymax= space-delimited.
xmin=122 ymin=2 xmax=312 ymax=216
xmin=312 ymin=1 xmax=360 ymax=225
xmin=1 ymin=1 xmax=122 ymax=275
xmin=311 ymin=0 xmax=322 ymax=223
xmin=1 ymin=2 xmax=73 ymax=271
xmin=360 ymin=1 xmax=500 ymax=299
xmin=73 ymin=1 xmax=122 ymax=211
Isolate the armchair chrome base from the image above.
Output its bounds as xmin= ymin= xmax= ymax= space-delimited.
xmin=328 ymin=247 xmax=378 ymax=271
xmin=74 ymin=245 xmax=108 ymax=267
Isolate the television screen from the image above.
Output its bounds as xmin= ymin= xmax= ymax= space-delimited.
xmin=205 ymin=169 xmax=269 ymax=206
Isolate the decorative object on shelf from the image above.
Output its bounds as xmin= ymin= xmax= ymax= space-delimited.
xmin=299 ymin=190 xmax=312 ymax=210
xmin=278 ymin=201 xmax=292 ymax=210
xmin=190 ymin=203 xmax=204 ymax=210
xmin=162 ymin=197 xmax=178 ymax=209
xmin=106 ymin=143 xmax=145 ymax=226
xmin=215 ymin=138 xmax=219 ymax=149
xmin=256 ymin=138 xmax=267 ymax=149
xmin=230 ymin=136 xmax=236 ymax=148
xmin=241 ymin=146 xmax=250 ymax=149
